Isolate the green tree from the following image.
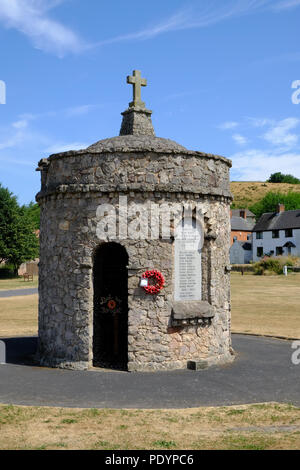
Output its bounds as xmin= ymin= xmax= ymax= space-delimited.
xmin=267 ymin=172 xmax=300 ymax=184
xmin=22 ymin=201 xmax=40 ymax=230
xmin=250 ymin=191 xmax=300 ymax=219
xmin=0 ymin=184 xmax=39 ymax=275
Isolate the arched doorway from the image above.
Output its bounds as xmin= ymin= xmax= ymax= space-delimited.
xmin=93 ymin=243 xmax=129 ymax=370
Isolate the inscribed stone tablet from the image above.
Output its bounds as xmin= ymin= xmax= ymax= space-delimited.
xmin=174 ymin=219 xmax=202 ymax=301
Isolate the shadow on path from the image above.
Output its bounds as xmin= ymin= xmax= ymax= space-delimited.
xmin=0 ymin=334 xmax=299 ymax=409
xmin=0 ymin=337 xmax=38 ymax=365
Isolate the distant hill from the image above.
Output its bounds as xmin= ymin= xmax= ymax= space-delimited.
xmin=230 ymin=182 xmax=300 ymax=209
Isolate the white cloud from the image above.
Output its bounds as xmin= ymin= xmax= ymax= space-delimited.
xmin=44 ymin=142 xmax=88 ymax=154
xmin=12 ymin=119 xmax=29 ymax=129
xmin=232 ymin=134 xmax=248 ymax=145
xmin=231 ymin=149 xmax=300 ymax=181
xmin=64 ymin=104 xmax=100 ymax=118
xmin=272 ymin=0 xmax=300 ymax=10
xmin=0 ymin=132 xmax=25 ymax=150
xmin=0 ymin=116 xmax=51 ymax=171
xmin=1 ymin=1 xmax=299 ymax=56
xmin=0 ymin=0 xmax=84 ymax=56
xmin=227 ymin=115 xmax=300 ymax=180
xmin=0 ymin=118 xmax=49 ymax=151
xmin=218 ymin=121 xmax=239 ymax=130
xmin=263 ymin=118 xmax=300 ymax=148
xmin=0 ymin=118 xmax=90 ymax=176
xmin=162 ymin=90 xmax=198 ymax=102
xmin=246 ymin=117 xmax=274 ymax=127
xmin=0 ymin=155 xmax=34 ymax=166
xmin=92 ymin=1 xmax=265 ymax=48
xmin=0 ymin=113 xmax=90 ymax=172
xmin=91 ymin=0 xmax=300 ymax=50
xmin=0 ymin=106 xmax=95 ymax=167
xmin=16 ymin=104 xmax=98 ymax=123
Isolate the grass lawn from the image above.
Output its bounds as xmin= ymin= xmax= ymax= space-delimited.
xmin=0 ymin=403 xmax=299 ymax=450
xmin=0 ymin=295 xmax=38 ymax=337
xmin=0 ymin=277 xmax=38 ymax=291
xmin=231 ymin=272 xmax=300 ymax=339
xmin=0 ymin=273 xmax=299 ymax=339
xmin=0 ymin=275 xmax=299 ymax=450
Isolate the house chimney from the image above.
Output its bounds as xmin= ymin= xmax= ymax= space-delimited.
xmin=277 ymin=203 xmax=285 ymax=214
xmin=240 ymin=210 xmax=246 ymax=219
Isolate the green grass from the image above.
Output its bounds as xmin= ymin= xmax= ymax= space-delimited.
xmin=152 ymin=440 xmax=177 ymax=449
xmin=1 ymin=403 xmax=299 ymax=450
xmin=0 ymin=277 xmax=38 ymax=290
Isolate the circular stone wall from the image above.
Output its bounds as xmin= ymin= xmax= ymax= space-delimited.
xmin=36 ymin=134 xmax=234 ymax=371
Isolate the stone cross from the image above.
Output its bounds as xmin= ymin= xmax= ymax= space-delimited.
xmin=127 ymin=70 xmax=147 ymax=108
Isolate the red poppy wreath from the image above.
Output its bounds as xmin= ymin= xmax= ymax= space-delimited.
xmin=142 ymin=270 xmax=165 ymax=295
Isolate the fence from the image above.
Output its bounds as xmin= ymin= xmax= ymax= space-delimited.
xmin=231 ymin=264 xmax=255 ymax=273
xmin=18 ymin=260 xmax=39 ymax=276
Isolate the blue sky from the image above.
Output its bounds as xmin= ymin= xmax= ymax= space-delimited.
xmin=0 ymin=0 xmax=300 ymax=205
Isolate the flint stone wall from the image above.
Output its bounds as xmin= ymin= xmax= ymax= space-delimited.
xmin=37 ymin=136 xmax=231 ymax=201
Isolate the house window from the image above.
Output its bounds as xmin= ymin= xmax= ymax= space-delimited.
xmin=256 ymin=232 xmax=263 ymax=239
xmin=272 ymin=230 xmax=280 ymax=239
xmin=285 ymin=229 xmax=293 ymax=238
xmin=247 ymin=234 xmax=251 ymax=241
xmin=257 ymin=247 xmax=263 ymax=257
xmin=233 ymin=236 xmax=237 ymax=241
xmin=276 ymin=247 xmax=283 ymax=256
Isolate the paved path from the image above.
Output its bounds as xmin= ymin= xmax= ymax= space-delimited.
xmin=0 ymin=288 xmax=38 ymax=298
xmin=0 ymin=334 xmax=299 ymax=409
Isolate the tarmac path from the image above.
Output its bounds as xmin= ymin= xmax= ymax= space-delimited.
xmin=0 ymin=334 xmax=298 ymax=409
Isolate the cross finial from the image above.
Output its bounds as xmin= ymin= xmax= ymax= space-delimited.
xmin=127 ymin=70 xmax=147 ymax=109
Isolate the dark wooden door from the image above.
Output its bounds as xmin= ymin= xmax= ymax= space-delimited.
xmin=93 ymin=243 xmax=128 ymax=369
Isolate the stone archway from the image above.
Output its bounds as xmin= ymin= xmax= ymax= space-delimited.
xmin=93 ymin=243 xmax=129 ymax=370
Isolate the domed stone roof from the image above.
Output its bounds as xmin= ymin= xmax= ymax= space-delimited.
xmin=87 ymin=135 xmax=187 ymax=153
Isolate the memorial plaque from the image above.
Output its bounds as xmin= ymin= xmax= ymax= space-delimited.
xmin=174 ymin=219 xmax=202 ymax=301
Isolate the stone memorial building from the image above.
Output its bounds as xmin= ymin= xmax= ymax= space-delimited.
xmin=36 ymin=70 xmax=234 ymax=371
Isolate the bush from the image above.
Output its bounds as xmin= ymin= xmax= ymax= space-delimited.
xmin=0 ymin=264 xmax=15 ymax=279
xmin=253 ymin=264 xmax=265 ymax=275
xmin=267 ymin=172 xmax=300 ymax=184
xmin=254 ymin=258 xmax=282 ymax=275
xmin=250 ymin=191 xmax=300 ymax=220
xmin=253 ymin=256 xmax=298 ymax=275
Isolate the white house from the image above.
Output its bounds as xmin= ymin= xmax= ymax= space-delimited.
xmin=252 ymin=204 xmax=300 ymax=262
xmin=230 ymin=240 xmax=252 ymax=264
